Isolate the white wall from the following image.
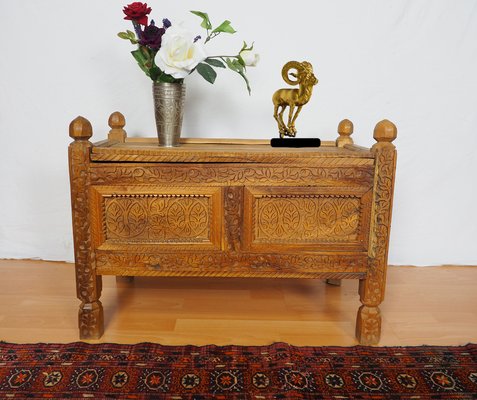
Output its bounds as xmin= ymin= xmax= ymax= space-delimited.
xmin=1 ymin=0 xmax=476 ymax=265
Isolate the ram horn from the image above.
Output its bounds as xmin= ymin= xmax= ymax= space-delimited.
xmin=281 ymin=61 xmax=303 ymax=86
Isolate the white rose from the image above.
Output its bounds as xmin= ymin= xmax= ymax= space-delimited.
xmin=155 ymin=25 xmax=207 ymax=79
xmin=240 ymin=50 xmax=260 ymax=67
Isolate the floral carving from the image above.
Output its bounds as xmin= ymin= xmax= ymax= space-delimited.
xmin=68 ymin=140 xmax=103 ymax=339
xmin=104 ymin=195 xmax=210 ymax=242
xmin=68 ymin=117 xmax=397 ymax=344
xmin=357 ymin=144 xmax=397 ymax=345
xmin=356 ymin=305 xmax=381 ymax=345
xmin=255 ymin=195 xmax=361 ymax=243
xmin=90 ymin=165 xmax=374 ymax=186
xmin=360 ymin=147 xmax=396 ymax=306
xmin=95 ymin=251 xmax=368 ymax=278
xmin=224 ymin=187 xmax=242 ymax=251
xmin=258 ymin=199 xmax=301 ymax=239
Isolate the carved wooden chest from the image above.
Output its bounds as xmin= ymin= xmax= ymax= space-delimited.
xmin=68 ymin=113 xmax=397 ymax=345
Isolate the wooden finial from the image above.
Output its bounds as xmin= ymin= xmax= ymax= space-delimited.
xmin=69 ymin=116 xmax=93 ymax=141
xmin=336 ymin=119 xmax=354 ymax=147
xmin=108 ymin=111 xmax=127 ymax=143
xmin=373 ymin=119 xmax=397 ymax=143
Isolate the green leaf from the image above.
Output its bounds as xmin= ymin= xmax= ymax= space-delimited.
xmin=196 ymin=63 xmax=217 ymax=84
xmin=190 ymin=10 xmax=212 ymax=30
xmin=225 ymin=58 xmax=251 ymax=95
xmin=205 ymin=58 xmax=226 ymax=68
xmin=139 ymin=45 xmax=152 ymax=60
xmin=126 ymin=30 xmax=136 ymax=39
xmin=240 ymin=41 xmax=254 ymax=52
xmin=225 ymin=58 xmax=238 ymax=71
xmin=131 ymin=49 xmax=147 ymax=64
xmin=131 ymin=49 xmax=150 ymax=77
xmin=149 ymin=65 xmax=161 ymax=81
xmin=212 ymin=20 xmax=236 ymax=34
xmin=156 ymin=71 xmax=179 ymax=83
xmin=226 ymin=58 xmax=244 ymax=73
xmin=118 ymin=31 xmax=137 ymax=44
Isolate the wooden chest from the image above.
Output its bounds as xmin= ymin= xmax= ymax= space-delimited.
xmin=68 ymin=113 xmax=397 ymax=345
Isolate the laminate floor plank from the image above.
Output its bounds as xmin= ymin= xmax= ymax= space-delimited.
xmin=0 ymin=260 xmax=476 ymax=346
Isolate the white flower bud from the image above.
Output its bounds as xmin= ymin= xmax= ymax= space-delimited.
xmin=240 ymin=50 xmax=260 ymax=67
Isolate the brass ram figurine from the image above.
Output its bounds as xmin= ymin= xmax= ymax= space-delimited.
xmin=272 ymin=61 xmax=318 ymax=138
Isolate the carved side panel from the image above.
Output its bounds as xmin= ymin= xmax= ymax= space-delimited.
xmin=243 ymin=187 xmax=372 ymax=252
xmin=90 ymin=186 xmax=223 ymax=251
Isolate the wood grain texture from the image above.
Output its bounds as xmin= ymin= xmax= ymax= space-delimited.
xmin=1 ymin=261 xmax=476 ymax=346
xmin=68 ymin=117 xmax=104 ymax=340
xmin=356 ymin=120 xmax=398 ymax=345
xmin=67 ymin=114 xmax=397 ymax=344
xmin=107 ymin=111 xmax=127 ymax=143
xmin=90 ymin=141 xmax=373 ymax=164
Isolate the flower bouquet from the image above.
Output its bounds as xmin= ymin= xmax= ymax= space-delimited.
xmin=119 ymin=2 xmax=258 ymax=92
xmin=118 ymin=2 xmax=258 ymax=146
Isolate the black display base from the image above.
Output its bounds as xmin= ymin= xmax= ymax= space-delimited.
xmin=270 ymin=138 xmax=321 ymax=148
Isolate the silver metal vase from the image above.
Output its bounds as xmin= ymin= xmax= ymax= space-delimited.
xmin=152 ymin=81 xmax=186 ymax=147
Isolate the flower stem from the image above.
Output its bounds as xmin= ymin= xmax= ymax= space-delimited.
xmin=204 ymin=31 xmax=221 ymax=44
xmin=207 ymin=55 xmax=239 ymax=59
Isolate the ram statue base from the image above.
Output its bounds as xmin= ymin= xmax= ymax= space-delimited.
xmin=270 ymin=138 xmax=321 ymax=148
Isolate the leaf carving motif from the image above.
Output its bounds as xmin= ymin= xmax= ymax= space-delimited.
xmin=91 ymin=165 xmax=374 ymax=186
xmin=95 ymin=252 xmax=368 ymax=275
xmin=104 ymin=195 xmax=210 ymax=242
xmin=256 ymin=195 xmax=361 ymax=242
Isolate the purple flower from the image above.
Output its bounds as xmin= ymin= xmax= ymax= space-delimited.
xmin=162 ymin=18 xmax=171 ymax=28
xmin=194 ymin=35 xmax=201 ymax=43
xmin=139 ymin=24 xmax=165 ymax=50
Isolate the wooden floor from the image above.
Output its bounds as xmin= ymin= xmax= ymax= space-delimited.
xmin=0 ymin=260 xmax=476 ymax=346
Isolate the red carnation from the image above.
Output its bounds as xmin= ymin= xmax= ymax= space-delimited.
xmin=123 ymin=2 xmax=152 ymax=26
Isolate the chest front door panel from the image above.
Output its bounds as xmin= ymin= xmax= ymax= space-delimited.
xmin=243 ymin=186 xmax=372 ymax=252
xmin=90 ymin=186 xmax=223 ymax=252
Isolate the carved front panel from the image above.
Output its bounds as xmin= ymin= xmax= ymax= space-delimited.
xmin=243 ymin=187 xmax=372 ymax=252
xmin=90 ymin=186 xmax=223 ymax=251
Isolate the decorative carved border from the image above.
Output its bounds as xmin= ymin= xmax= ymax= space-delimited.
xmin=68 ymin=140 xmax=103 ymax=338
xmin=224 ymin=186 xmax=243 ymax=251
xmin=361 ymin=147 xmax=397 ymax=306
xmin=70 ymin=143 xmax=95 ymax=300
xmin=95 ymin=251 xmax=368 ymax=279
xmin=243 ymin=187 xmax=372 ymax=252
xmin=89 ymin=164 xmax=374 ymax=187
xmin=357 ymin=142 xmax=397 ymax=345
xmin=90 ymin=186 xmax=223 ymax=251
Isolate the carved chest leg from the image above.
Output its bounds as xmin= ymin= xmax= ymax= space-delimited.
xmin=78 ymin=277 xmax=104 ymax=340
xmin=69 ymin=117 xmax=104 ymax=340
xmin=356 ymin=120 xmax=397 ymax=345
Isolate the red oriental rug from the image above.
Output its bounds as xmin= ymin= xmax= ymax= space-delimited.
xmin=0 ymin=342 xmax=476 ymax=399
